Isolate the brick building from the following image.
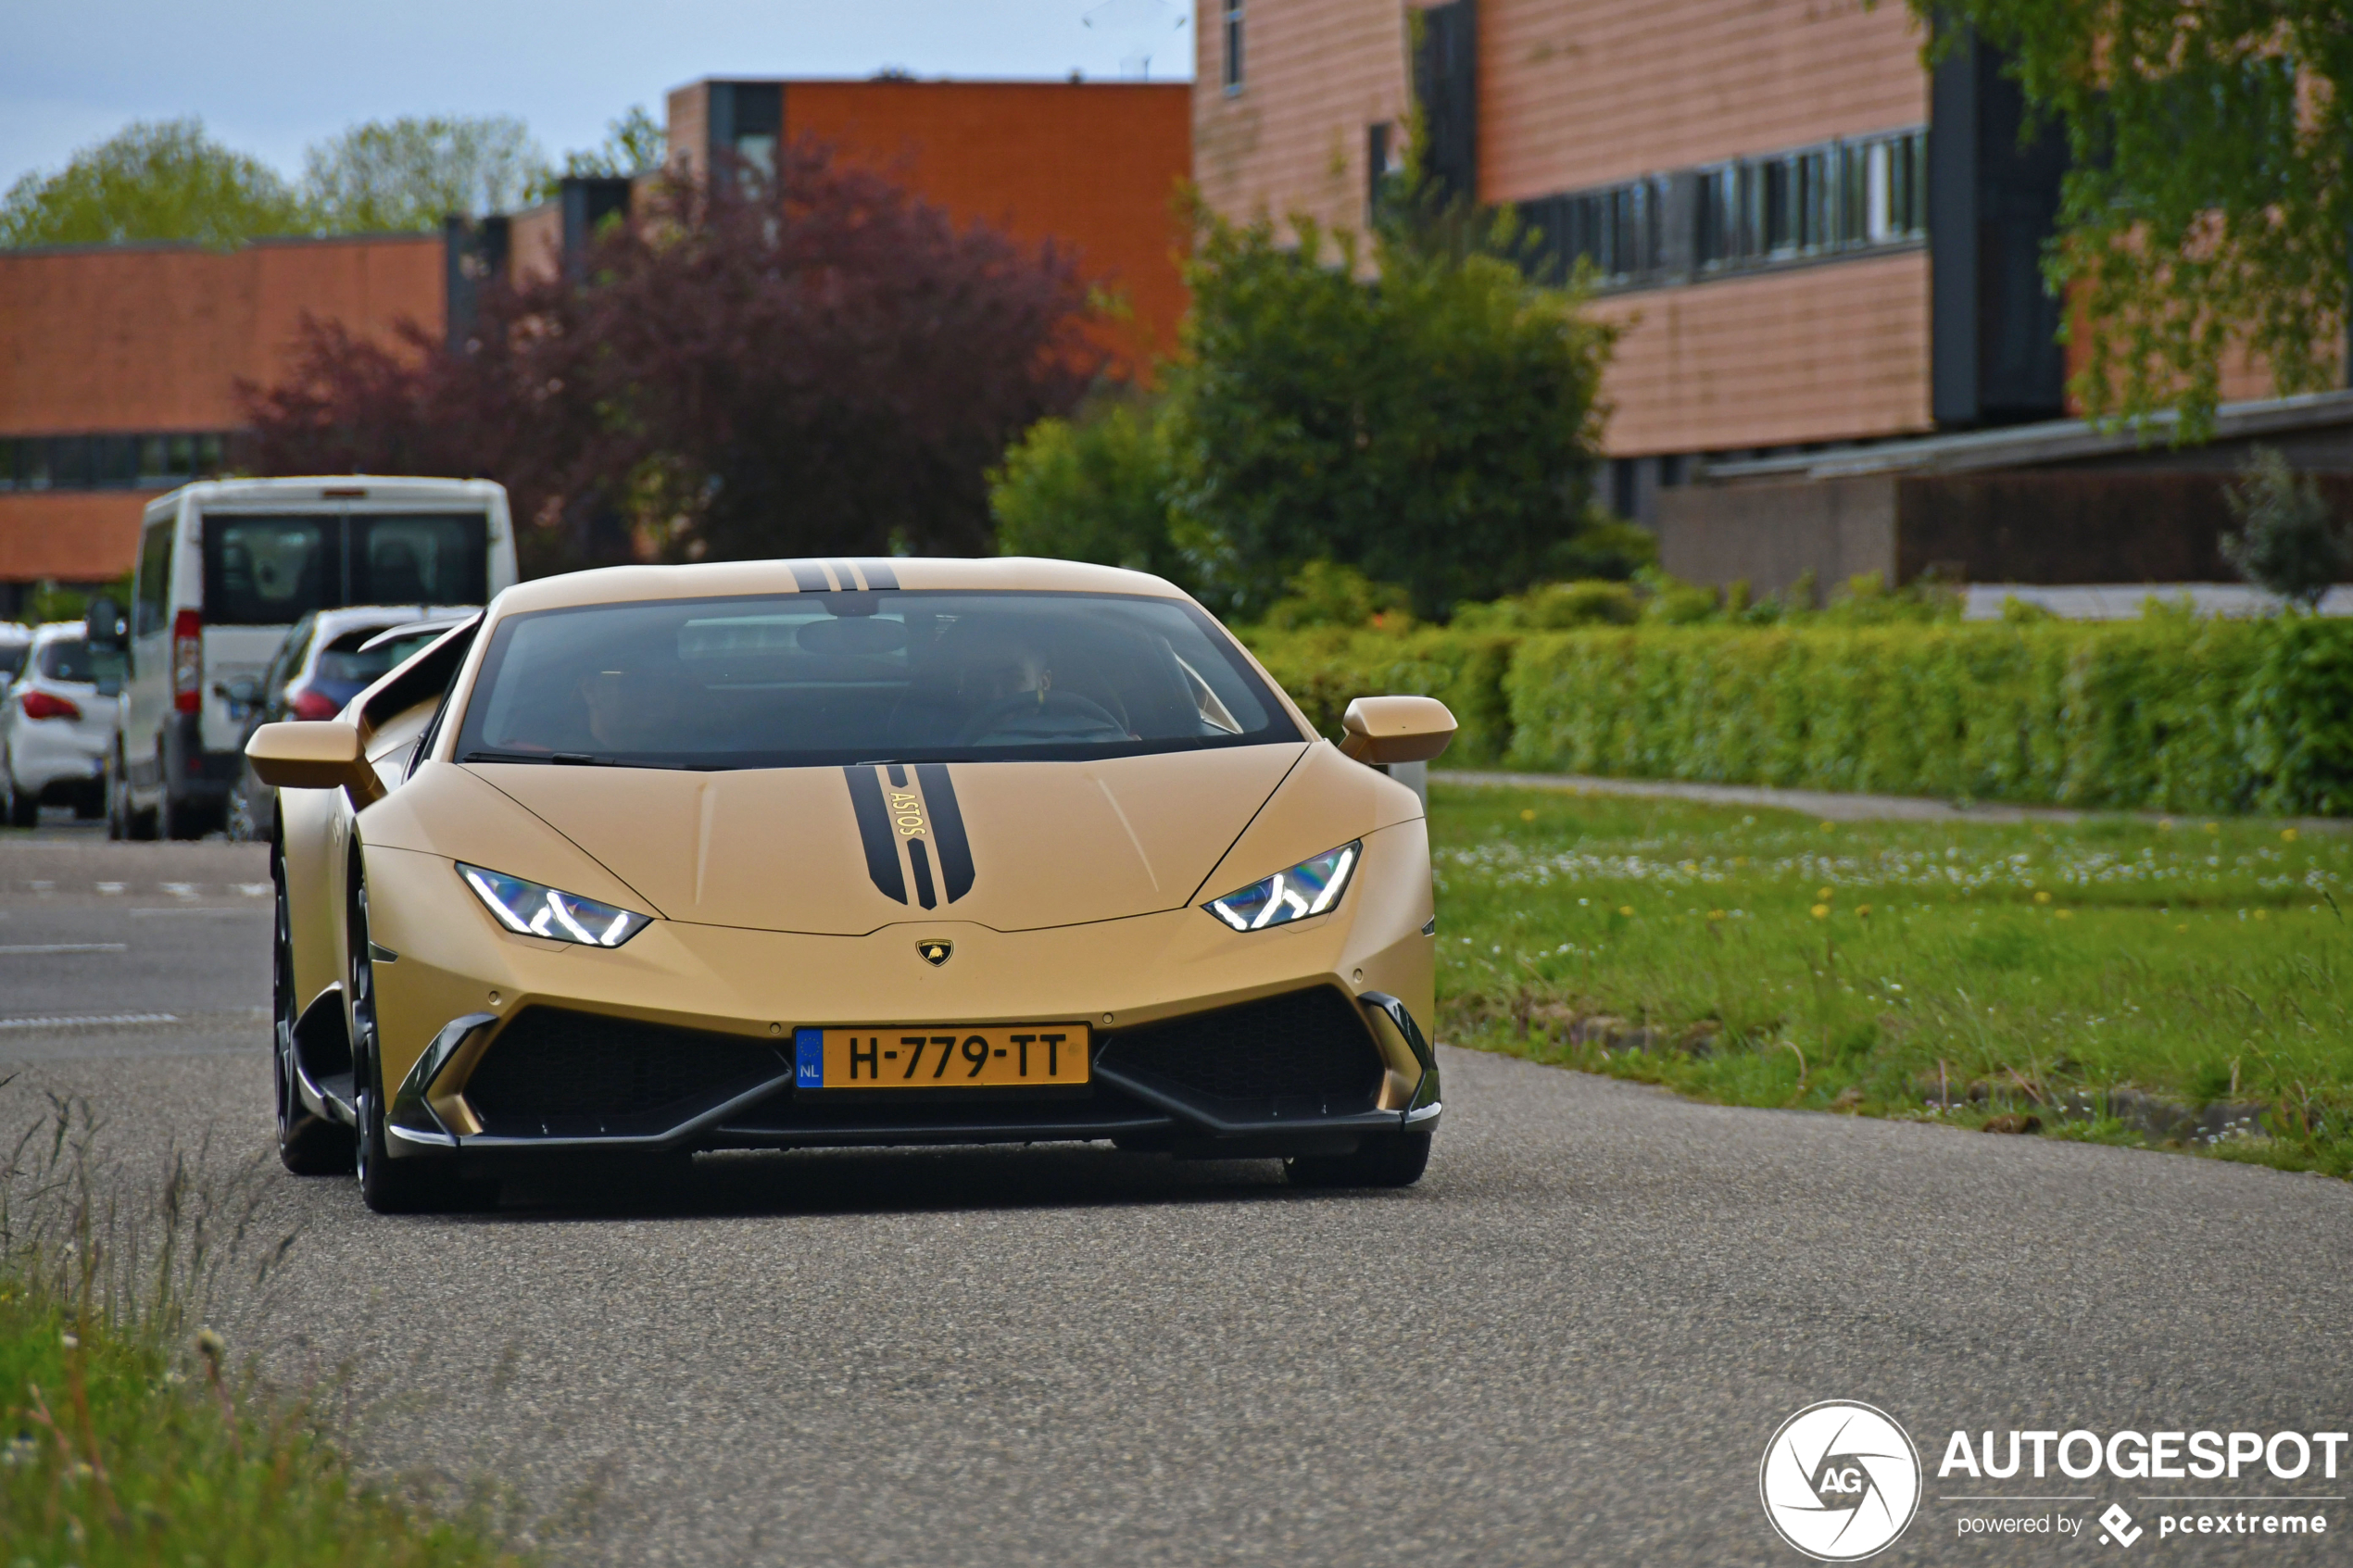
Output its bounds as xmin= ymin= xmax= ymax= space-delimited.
xmin=0 ymin=77 xmax=1191 ymax=611
xmin=1189 ymin=0 xmax=2328 ymax=540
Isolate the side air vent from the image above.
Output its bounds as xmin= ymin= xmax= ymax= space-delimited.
xmin=461 ymin=1008 xmax=789 ymax=1137
xmin=1096 ymin=987 xmax=1384 ymax=1119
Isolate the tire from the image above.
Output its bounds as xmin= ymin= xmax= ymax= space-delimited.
xmin=160 ymin=787 xmax=210 ymax=841
xmin=347 ymin=866 xmax=471 ymax=1214
xmin=1285 ymin=1129 xmax=1433 ymax=1189
xmin=272 ymin=843 xmax=354 ymax=1176
xmin=3 ymin=759 xmax=34 ymax=829
xmin=113 ymin=750 xmax=157 ymax=841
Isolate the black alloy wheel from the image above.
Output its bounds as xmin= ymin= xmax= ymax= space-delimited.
xmin=1284 ymin=1128 xmax=1433 ymax=1189
xmin=347 ymin=864 xmax=475 ymax=1214
xmin=272 ymin=840 xmax=353 ymax=1175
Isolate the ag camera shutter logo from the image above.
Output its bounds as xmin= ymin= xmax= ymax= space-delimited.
xmin=1760 ymin=1400 xmax=1922 ymax=1561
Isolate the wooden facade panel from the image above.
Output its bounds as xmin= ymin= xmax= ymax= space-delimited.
xmin=1481 ymin=0 xmax=1928 ymax=197
xmin=1592 ymin=251 xmax=1933 ymax=454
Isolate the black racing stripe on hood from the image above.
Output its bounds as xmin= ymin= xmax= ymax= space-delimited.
xmin=790 ymin=560 xmax=829 ymax=593
xmin=907 ymin=837 xmax=938 ymax=909
xmin=843 ymin=765 xmax=908 ymax=903
xmin=853 ymin=558 xmax=900 ymax=590
xmin=913 ymin=762 xmax=975 ymax=902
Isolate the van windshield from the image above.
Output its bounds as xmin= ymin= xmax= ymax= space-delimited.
xmin=455 ymin=591 xmax=1300 ymax=769
xmin=202 ymin=513 xmax=489 ymax=625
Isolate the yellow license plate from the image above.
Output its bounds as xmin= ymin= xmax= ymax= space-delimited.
xmin=800 ymin=1025 xmax=1091 ymax=1090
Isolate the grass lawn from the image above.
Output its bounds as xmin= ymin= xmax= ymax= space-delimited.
xmin=1428 ymin=783 xmax=2353 ymax=1175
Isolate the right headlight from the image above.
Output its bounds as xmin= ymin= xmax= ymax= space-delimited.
xmin=458 ymin=862 xmax=651 ymax=948
xmin=1202 ymin=841 xmax=1361 ymax=932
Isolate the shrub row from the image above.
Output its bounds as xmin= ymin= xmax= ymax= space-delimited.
xmin=1241 ymin=617 xmax=2353 ymax=815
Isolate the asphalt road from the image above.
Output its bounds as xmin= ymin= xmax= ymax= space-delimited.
xmin=3 ymin=826 xmax=2350 ymax=1566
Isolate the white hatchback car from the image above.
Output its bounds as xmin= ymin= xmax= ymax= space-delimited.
xmin=2 ymin=621 xmax=116 ymax=826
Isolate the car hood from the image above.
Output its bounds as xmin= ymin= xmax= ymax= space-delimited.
xmin=463 ymin=745 xmax=1310 ymax=935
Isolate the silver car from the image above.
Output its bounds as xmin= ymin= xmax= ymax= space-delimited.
xmin=2 ymin=621 xmax=116 ymax=826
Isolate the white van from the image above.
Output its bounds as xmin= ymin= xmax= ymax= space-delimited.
xmin=90 ymin=477 xmax=518 ymax=838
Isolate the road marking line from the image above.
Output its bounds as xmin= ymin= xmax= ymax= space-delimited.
xmin=0 ymin=944 xmax=127 ymax=954
xmin=0 ymin=1013 xmax=179 ymax=1030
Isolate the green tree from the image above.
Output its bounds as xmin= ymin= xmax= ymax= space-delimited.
xmin=0 ymin=119 xmax=308 ymax=249
xmin=547 ymin=106 xmax=666 ymax=188
xmin=989 ymin=398 xmax=1191 ymax=586
xmin=1161 ymin=208 xmax=1617 ymax=620
xmin=300 ymin=116 xmax=548 ymax=232
xmin=1906 ymin=1 xmax=2353 ymax=434
xmin=2223 ymin=445 xmax=2351 ymax=609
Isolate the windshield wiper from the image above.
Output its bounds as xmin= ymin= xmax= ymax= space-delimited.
xmin=461 ymin=748 xmax=563 ymax=765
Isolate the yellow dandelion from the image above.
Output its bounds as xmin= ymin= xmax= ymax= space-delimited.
xmin=2254 ymin=909 xmax=2269 ymax=922
xmin=1617 ymin=905 xmax=1634 ymax=918
xmin=2033 ymin=890 xmax=2052 ymax=904
xmin=1856 ymin=904 xmax=1872 ymax=917
xmin=1708 ymin=909 xmax=1726 ymax=921
xmin=1820 ymin=821 xmax=1835 ymax=833
xmin=2176 ymin=923 xmax=2188 ymax=934
xmin=2055 ymin=909 xmax=2072 ymax=920
xmin=1817 ymin=886 xmax=1833 ymax=900
xmin=2158 ymin=818 xmax=2174 ymax=831
xmin=2282 ymin=827 xmax=2298 ymax=843
xmin=1519 ymin=809 xmax=1536 ymax=822
xmin=2204 ymin=822 xmax=2220 ymax=834
xmin=1810 ymin=904 xmax=1831 ymax=920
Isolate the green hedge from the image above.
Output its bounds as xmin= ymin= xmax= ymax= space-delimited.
xmin=1239 ymin=618 xmax=2353 ymax=815
xmin=1243 ymin=626 xmax=1520 ymax=765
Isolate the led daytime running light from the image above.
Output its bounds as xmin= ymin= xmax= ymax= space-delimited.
xmin=1204 ymin=842 xmax=1361 ymax=932
xmin=458 ymin=863 xmax=650 ymax=948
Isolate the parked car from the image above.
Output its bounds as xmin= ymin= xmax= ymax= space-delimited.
xmin=223 ymin=608 xmax=472 ymax=840
xmin=1 ymin=621 xmax=116 ymax=826
xmin=84 ymin=476 xmax=518 ymax=840
xmin=0 ymin=622 xmax=31 ymax=685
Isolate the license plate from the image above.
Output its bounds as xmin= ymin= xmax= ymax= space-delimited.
xmin=796 ymin=1025 xmax=1091 ymax=1090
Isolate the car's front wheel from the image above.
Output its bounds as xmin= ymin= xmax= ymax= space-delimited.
xmin=1285 ymin=1129 xmax=1432 ymax=1189
xmin=347 ymin=867 xmax=471 ymax=1214
xmin=272 ymin=843 xmax=353 ymax=1175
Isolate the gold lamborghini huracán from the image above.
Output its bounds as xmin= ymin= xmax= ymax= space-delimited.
xmin=248 ymin=558 xmax=1454 ymax=1211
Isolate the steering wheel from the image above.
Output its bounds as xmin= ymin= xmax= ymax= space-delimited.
xmin=956 ymin=689 xmax=1129 ymax=745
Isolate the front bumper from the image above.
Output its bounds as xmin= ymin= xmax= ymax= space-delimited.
xmin=357 ymin=823 xmax=1439 ymax=1163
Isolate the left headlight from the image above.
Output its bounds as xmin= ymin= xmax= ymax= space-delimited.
xmin=458 ymin=862 xmax=651 ymax=948
xmin=1203 ymin=841 xmax=1361 ymax=932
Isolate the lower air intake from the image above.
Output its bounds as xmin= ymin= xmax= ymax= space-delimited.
xmin=1096 ymin=986 xmax=1384 ymax=1117
xmin=462 ymin=1008 xmax=790 ymax=1137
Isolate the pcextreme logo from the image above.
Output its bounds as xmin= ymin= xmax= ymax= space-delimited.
xmin=1760 ymin=1401 xmax=1924 ymax=1562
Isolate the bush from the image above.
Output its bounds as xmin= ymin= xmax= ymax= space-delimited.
xmin=1451 ymin=579 xmax=1639 ymax=631
xmin=989 ymin=399 xmax=1189 ymax=588
xmin=1163 ymin=207 xmax=1617 ymax=620
xmin=1261 ymin=561 xmax=1412 ymax=630
xmin=2223 ymin=445 xmax=2351 ymax=610
xmin=1237 ymin=616 xmax=2353 ymax=815
xmin=1242 ymin=625 xmax=1519 ymax=766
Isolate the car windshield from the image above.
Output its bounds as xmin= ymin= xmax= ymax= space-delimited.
xmin=454 ymin=591 xmax=1298 ymax=769
xmin=35 ymin=637 xmax=93 ymax=683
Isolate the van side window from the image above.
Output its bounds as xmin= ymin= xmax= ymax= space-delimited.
xmin=134 ymin=519 xmax=173 ymax=636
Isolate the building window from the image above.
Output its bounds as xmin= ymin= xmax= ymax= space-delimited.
xmin=0 ymin=433 xmax=228 ymax=495
xmin=1686 ymin=128 xmax=1928 ymax=280
xmin=1223 ymin=0 xmax=1244 ymax=94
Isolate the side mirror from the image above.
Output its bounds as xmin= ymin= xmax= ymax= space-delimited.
xmin=245 ymin=721 xmax=385 ymax=809
xmin=1339 ymin=696 xmax=1456 ymax=766
xmin=85 ymin=596 xmax=127 ymax=653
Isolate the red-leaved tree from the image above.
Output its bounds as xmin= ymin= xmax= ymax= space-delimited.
xmin=240 ymin=141 xmax=1108 ymax=573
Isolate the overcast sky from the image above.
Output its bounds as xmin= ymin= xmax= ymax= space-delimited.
xmin=1 ymin=0 xmax=1196 ymax=193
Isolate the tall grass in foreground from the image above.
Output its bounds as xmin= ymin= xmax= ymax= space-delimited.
xmin=1429 ymin=785 xmax=2353 ymax=1175
xmin=0 ymin=1096 xmax=528 ymax=1566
